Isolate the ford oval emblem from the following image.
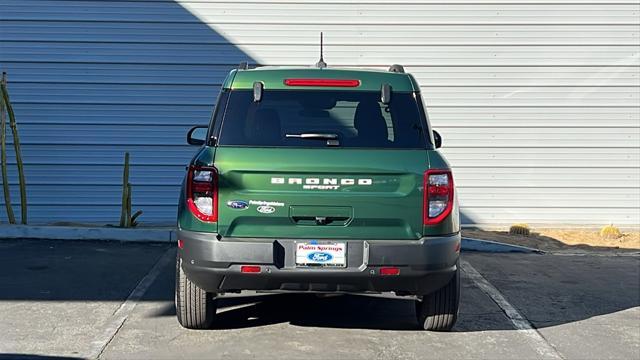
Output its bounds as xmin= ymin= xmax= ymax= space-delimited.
xmin=307 ymin=252 xmax=333 ymax=262
xmin=226 ymin=200 xmax=249 ymax=210
xmin=257 ymin=205 xmax=275 ymax=214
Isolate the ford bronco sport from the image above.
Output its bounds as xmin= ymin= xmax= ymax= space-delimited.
xmin=175 ymin=64 xmax=460 ymax=331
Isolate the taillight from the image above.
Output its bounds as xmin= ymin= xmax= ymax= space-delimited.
xmin=423 ymin=170 xmax=454 ymax=225
xmin=186 ymin=165 xmax=218 ymax=222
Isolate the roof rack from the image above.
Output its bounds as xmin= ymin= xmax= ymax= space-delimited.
xmin=238 ymin=61 xmax=249 ymax=70
xmin=388 ymin=64 xmax=405 ymax=73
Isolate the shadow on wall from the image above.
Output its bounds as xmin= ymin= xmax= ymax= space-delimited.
xmin=0 ymin=0 xmax=256 ymax=224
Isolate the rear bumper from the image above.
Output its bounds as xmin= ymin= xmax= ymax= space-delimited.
xmin=178 ymin=230 xmax=460 ymax=295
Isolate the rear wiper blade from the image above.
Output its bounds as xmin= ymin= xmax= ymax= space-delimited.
xmin=285 ymin=133 xmax=339 ymax=140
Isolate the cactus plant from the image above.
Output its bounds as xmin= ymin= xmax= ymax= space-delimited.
xmin=119 ymin=152 xmax=129 ymax=227
xmin=119 ymin=152 xmax=142 ymax=227
xmin=509 ymin=223 xmax=531 ymax=236
xmin=0 ymin=72 xmax=27 ymax=224
xmin=0 ymin=74 xmax=15 ymax=224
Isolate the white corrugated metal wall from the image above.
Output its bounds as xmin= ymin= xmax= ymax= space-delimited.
xmin=0 ymin=0 xmax=638 ymax=226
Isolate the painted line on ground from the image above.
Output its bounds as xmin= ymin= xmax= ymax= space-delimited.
xmin=460 ymin=259 xmax=565 ymax=360
xmin=86 ymin=248 xmax=175 ymax=359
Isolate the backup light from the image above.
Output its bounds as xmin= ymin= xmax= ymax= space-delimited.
xmin=283 ymin=78 xmax=361 ymax=87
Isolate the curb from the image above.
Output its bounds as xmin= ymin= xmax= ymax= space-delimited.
xmin=462 ymin=237 xmax=544 ymax=254
xmin=0 ymin=225 xmax=175 ymax=242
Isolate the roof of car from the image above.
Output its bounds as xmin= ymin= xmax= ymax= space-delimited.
xmin=223 ymin=67 xmax=419 ymax=92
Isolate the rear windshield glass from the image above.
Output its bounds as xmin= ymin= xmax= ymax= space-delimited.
xmin=217 ymin=90 xmax=427 ymax=148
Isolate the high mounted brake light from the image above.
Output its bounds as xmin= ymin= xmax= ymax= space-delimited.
xmin=423 ymin=169 xmax=454 ymax=225
xmin=283 ymin=79 xmax=361 ymax=87
xmin=186 ymin=165 xmax=218 ymax=222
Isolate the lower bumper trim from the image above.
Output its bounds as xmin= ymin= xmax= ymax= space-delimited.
xmin=178 ymin=231 xmax=460 ymax=295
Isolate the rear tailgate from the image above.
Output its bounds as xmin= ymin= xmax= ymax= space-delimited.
xmin=215 ymin=147 xmax=428 ymax=240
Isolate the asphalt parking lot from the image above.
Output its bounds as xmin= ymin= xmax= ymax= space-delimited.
xmin=0 ymin=240 xmax=638 ymax=360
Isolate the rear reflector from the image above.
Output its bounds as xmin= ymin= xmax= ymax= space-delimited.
xmin=284 ymin=78 xmax=361 ymax=87
xmin=380 ymin=267 xmax=400 ymax=276
xmin=241 ymin=265 xmax=261 ymax=273
xmin=177 ymin=239 xmax=184 ymax=249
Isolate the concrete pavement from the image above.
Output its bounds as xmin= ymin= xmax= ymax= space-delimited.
xmin=0 ymin=240 xmax=638 ymax=359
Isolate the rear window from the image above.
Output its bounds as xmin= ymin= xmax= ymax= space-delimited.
xmin=217 ymin=90 xmax=428 ymax=148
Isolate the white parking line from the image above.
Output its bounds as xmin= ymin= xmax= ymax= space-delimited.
xmin=460 ymin=259 xmax=565 ymax=360
xmin=86 ymin=248 xmax=174 ymax=359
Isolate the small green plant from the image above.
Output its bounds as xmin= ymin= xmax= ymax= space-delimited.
xmin=509 ymin=223 xmax=531 ymax=236
xmin=599 ymin=224 xmax=622 ymax=239
xmin=119 ymin=152 xmax=142 ymax=227
xmin=0 ymin=72 xmax=27 ymax=224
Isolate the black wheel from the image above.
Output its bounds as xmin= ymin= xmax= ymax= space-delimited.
xmin=175 ymin=254 xmax=217 ymax=329
xmin=416 ymin=260 xmax=460 ymax=331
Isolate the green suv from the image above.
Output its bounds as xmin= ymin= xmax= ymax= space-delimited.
xmin=175 ymin=65 xmax=460 ymax=331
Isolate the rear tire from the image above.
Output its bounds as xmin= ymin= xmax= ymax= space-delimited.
xmin=416 ymin=260 xmax=460 ymax=331
xmin=175 ymin=254 xmax=217 ymax=329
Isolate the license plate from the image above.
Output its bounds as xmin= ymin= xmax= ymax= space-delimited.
xmin=296 ymin=242 xmax=346 ymax=267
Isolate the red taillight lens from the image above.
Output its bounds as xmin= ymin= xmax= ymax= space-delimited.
xmin=241 ymin=265 xmax=261 ymax=273
xmin=424 ymin=170 xmax=454 ymax=225
xmin=186 ymin=165 xmax=218 ymax=222
xmin=380 ymin=267 xmax=400 ymax=276
xmin=283 ymin=78 xmax=361 ymax=87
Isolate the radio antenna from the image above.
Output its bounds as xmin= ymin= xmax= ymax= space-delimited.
xmin=315 ymin=32 xmax=327 ymax=69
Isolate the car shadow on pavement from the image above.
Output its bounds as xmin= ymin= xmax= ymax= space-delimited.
xmin=213 ymin=293 xmax=422 ymax=331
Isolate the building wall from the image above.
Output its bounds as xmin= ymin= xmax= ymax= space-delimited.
xmin=0 ymin=0 xmax=638 ymax=226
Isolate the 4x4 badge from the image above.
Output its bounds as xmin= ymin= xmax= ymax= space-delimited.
xmin=226 ymin=200 xmax=249 ymax=210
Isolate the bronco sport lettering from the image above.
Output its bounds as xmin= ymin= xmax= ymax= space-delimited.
xmin=271 ymin=177 xmax=373 ymax=190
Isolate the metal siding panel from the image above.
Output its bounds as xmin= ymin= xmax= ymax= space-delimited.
xmin=442 ymin=148 xmax=640 ymax=168
xmin=0 ymin=205 xmax=177 ymax=224
xmin=8 ymin=104 xmax=212 ymax=125
xmin=2 ymin=63 xmax=638 ymax=86
xmin=6 ymin=83 xmax=639 ymax=107
xmin=0 ymin=0 xmax=638 ymax=226
xmin=3 ymin=22 xmax=639 ymax=45
xmin=428 ymin=107 xmax=640 ymax=128
xmin=2 ymin=164 xmax=185 ymax=186
xmin=3 ymin=2 xmax=639 ymax=24
xmin=2 ymin=43 xmax=638 ymax=66
xmin=437 ymin=127 xmax=639 ymax=148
